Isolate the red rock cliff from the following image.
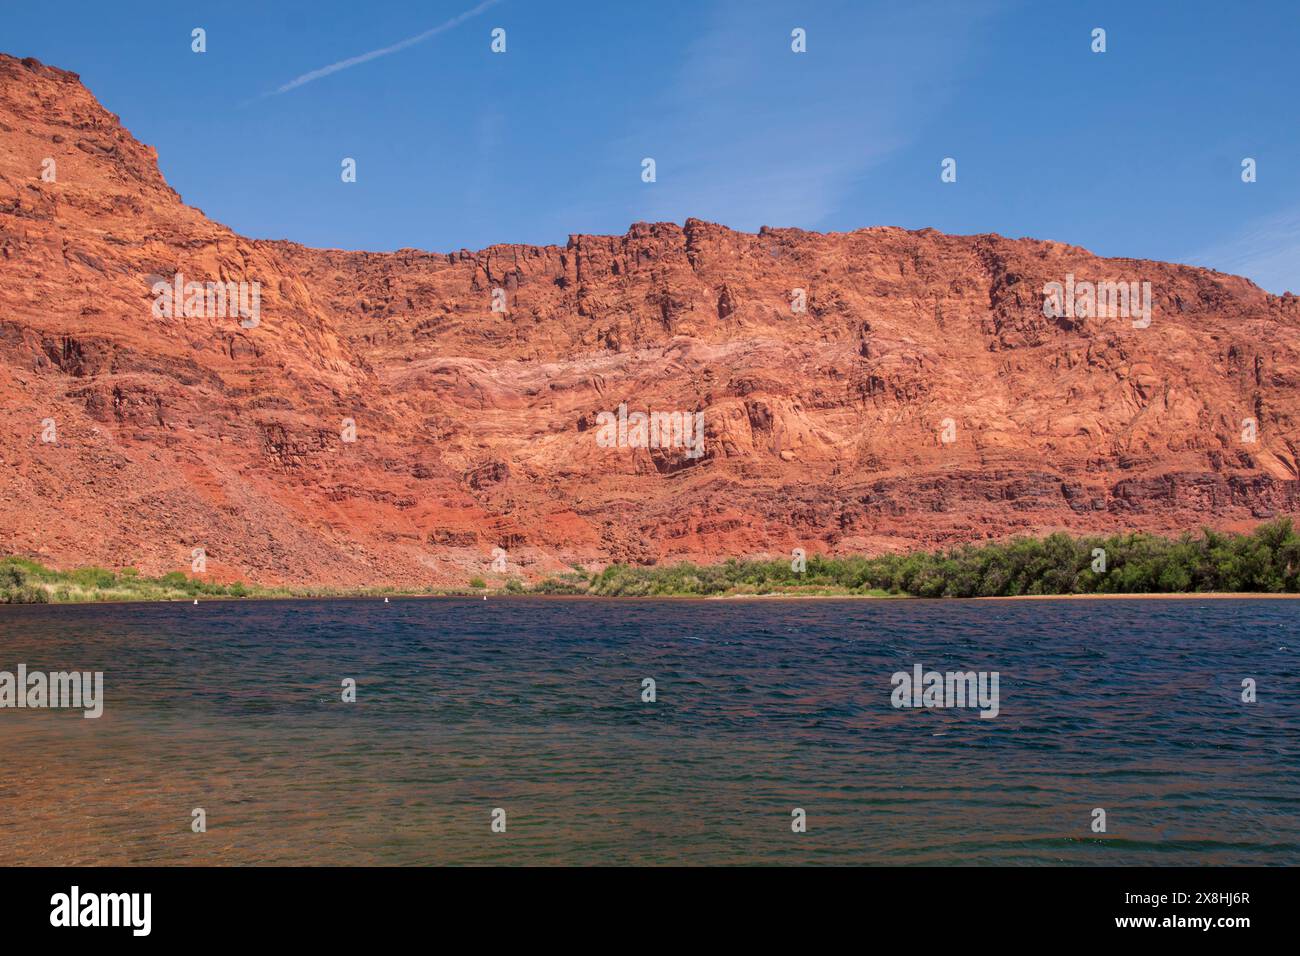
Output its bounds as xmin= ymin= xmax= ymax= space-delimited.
xmin=2 ymin=54 xmax=1298 ymax=585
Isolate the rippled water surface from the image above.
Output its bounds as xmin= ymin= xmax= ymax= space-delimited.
xmin=1 ymin=597 xmax=1296 ymax=865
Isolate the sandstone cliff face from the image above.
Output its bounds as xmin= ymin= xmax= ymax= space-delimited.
xmin=2 ymin=53 xmax=1298 ymax=586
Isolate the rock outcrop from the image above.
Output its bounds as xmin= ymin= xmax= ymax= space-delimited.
xmin=2 ymin=53 xmax=1298 ymax=585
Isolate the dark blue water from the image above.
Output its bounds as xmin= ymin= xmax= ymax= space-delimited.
xmin=0 ymin=597 xmax=1296 ymax=865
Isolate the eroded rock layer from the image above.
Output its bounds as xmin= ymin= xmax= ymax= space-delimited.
xmin=2 ymin=54 xmax=1298 ymax=585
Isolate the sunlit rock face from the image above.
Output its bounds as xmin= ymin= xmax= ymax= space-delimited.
xmin=2 ymin=54 xmax=1298 ymax=585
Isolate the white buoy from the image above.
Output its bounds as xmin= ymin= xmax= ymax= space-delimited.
xmin=483 ymin=596 xmax=487 ymax=601
xmin=193 ymin=599 xmax=198 ymax=605
xmin=384 ymin=597 xmax=389 ymax=603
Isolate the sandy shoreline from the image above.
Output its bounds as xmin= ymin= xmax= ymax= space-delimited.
xmin=975 ymin=592 xmax=1300 ymax=601
xmin=708 ymin=591 xmax=1300 ymax=601
xmin=2 ymin=590 xmax=1298 ymax=607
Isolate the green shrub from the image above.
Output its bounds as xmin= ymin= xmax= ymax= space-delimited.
xmin=68 ymin=566 xmax=117 ymax=589
xmin=583 ymin=520 xmax=1300 ymax=598
xmin=0 ymin=584 xmax=48 ymax=604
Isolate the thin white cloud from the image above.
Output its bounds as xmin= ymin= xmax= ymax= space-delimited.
xmin=1190 ymin=207 xmax=1300 ymax=295
xmin=268 ymin=0 xmax=503 ymax=96
xmin=617 ymin=0 xmax=1004 ymax=231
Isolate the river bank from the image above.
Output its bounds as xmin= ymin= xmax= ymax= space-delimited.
xmin=5 ymin=520 xmax=1299 ymax=604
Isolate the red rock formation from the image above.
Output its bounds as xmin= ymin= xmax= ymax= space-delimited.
xmin=2 ymin=53 xmax=1298 ymax=586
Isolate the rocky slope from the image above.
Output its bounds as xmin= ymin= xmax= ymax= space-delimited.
xmin=2 ymin=53 xmax=1298 ymax=586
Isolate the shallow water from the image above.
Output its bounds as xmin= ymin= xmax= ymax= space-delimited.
xmin=0 ymin=597 xmax=1296 ymax=865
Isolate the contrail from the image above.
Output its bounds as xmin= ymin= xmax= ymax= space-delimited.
xmin=268 ymin=0 xmax=503 ymax=96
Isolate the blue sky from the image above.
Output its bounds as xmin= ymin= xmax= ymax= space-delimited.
xmin=6 ymin=0 xmax=1298 ymax=292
